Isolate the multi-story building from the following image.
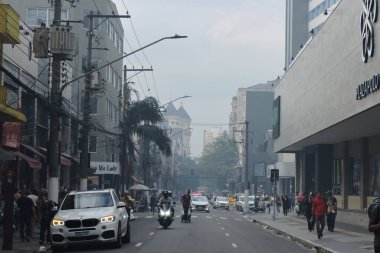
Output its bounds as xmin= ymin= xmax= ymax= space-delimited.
xmin=203 ymin=128 xmax=224 ymax=150
xmin=230 ymin=79 xmax=281 ymax=194
xmin=7 ymin=0 xmax=124 ymax=190
xmin=159 ymin=102 xmax=191 ymax=192
xmin=285 ymin=0 xmax=340 ymax=69
xmin=274 ymin=0 xmax=380 ymax=227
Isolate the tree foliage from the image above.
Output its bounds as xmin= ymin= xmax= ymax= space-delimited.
xmin=197 ymin=135 xmax=238 ymax=190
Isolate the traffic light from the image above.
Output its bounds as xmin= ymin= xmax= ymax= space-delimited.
xmin=270 ymin=169 xmax=279 ymax=183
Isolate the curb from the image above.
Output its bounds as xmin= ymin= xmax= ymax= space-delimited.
xmin=244 ymin=215 xmax=338 ymax=253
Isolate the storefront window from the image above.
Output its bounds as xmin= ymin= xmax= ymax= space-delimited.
xmin=332 ymin=159 xmax=342 ymax=195
xmin=349 ymin=158 xmax=361 ymax=195
xmin=369 ymin=156 xmax=380 ymax=196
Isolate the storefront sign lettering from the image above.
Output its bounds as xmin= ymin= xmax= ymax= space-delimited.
xmin=356 ymin=73 xmax=380 ymax=100
xmin=90 ymin=162 xmax=120 ymax=175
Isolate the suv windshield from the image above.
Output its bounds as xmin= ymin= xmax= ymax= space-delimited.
xmin=192 ymin=196 xmax=208 ymax=202
xmin=216 ymin=197 xmax=227 ymax=201
xmin=61 ymin=192 xmax=114 ymax=210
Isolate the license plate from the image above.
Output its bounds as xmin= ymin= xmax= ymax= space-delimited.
xmin=75 ymin=231 xmax=89 ymax=237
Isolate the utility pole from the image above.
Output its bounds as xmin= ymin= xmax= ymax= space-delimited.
xmin=119 ymin=66 xmax=152 ymax=194
xmin=243 ymin=120 xmax=250 ymax=213
xmin=79 ymin=13 xmax=131 ymax=191
xmin=48 ymin=0 xmax=62 ymax=203
xmin=79 ymin=10 xmax=94 ymax=190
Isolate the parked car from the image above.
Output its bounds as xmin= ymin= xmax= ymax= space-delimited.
xmin=191 ymin=195 xmax=210 ymax=212
xmin=50 ymin=189 xmax=130 ymax=251
xmin=213 ymin=196 xmax=228 ymax=209
xmin=236 ymin=195 xmax=255 ymax=212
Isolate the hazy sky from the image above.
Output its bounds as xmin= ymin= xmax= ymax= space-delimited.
xmin=112 ymin=0 xmax=285 ymax=156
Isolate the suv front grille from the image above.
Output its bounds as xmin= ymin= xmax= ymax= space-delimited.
xmin=82 ymin=218 xmax=99 ymax=227
xmin=65 ymin=220 xmax=81 ymax=228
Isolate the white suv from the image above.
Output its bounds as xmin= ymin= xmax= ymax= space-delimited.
xmin=50 ymin=189 xmax=130 ymax=251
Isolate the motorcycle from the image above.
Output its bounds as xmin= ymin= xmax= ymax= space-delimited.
xmin=157 ymin=203 xmax=174 ymax=229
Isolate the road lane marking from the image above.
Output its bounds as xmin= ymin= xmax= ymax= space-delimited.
xmin=149 ymin=232 xmax=154 ymax=236
xmin=176 ymin=215 xmax=180 ymax=218
xmin=225 ymin=233 xmax=230 ymax=237
xmin=232 ymin=243 xmax=238 ymax=248
xmin=135 ymin=243 xmax=143 ymax=247
xmin=234 ymin=218 xmax=242 ymax=221
xmin=221 ymin=227 xmax=225 ymax=230
xmin=192 ymin=215 xmax=198 ymax=218
xmin=217 ymin=222 xmax=221 ymax=225
xmin=206 ymin=216 xmax=212 ymax=219
xmin=146 ymin=216 xmax=153 ymax=219
xmin=220 ymin=217 xmax=227 ymax=220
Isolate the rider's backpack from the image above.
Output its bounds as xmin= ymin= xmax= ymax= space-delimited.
xmin=368 ymin=197 xmax=380 ymax=219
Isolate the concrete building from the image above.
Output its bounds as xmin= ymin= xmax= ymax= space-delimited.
xmin=274 ymin=0 xmax=380 ymax=226
xmin=309 ymin=0 xmax=340 ymax=33
xmin=7 ymin=0 xmax=124 ymax=190
xmin=230 ymin=79 xmax=281 ymax=195
xmin=203 ymin=128 xmax=224 ymax=150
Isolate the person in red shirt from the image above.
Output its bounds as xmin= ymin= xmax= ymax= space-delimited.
xmin=312 ymin=191 xmax=327 ymax=239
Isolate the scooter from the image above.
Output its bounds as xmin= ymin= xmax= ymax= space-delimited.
xmin=157 ymin=204 xmax=174 ymax=229
xmin=181 ymin=209 xmax=191 ymax=223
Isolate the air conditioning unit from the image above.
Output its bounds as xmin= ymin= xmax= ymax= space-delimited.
xmin=50 ymin=25 xmax=78 ymax=61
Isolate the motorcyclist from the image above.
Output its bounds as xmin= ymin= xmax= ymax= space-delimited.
xmin=159 ymin=190 xmax=174 ymax=217
xmin=181 ymin=188 xmax=192 ymax=219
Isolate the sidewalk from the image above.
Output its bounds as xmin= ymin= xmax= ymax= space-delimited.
xmin=0 ymin=226 xmax=48 ymax=253
xmin=244 ymin=211 xmax=374 ymax=253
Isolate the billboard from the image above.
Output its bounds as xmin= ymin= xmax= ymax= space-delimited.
xmin=90 ymin=162 xmax=120 ymax=175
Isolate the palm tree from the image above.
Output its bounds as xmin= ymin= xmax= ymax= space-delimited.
xmin=120 ymin=96 xmax=171 ymax=190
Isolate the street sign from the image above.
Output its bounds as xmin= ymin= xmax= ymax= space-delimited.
xmin=270 ymin=168 xmax=279 ymax=183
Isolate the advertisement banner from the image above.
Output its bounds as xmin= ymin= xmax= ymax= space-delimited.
xmin=2 ymin=122 xmax=21 ymax=148
xmin=90 ymin=162 xmax=120 ymax=175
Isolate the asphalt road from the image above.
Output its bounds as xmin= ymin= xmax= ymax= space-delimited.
xmin=64 ymin=208 xmax=312 ymax=253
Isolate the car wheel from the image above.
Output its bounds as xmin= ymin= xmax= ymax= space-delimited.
xmin=113 ymin=223 xmax=122 ymax=248
xmin=122 ymin=222 xmax=131 ymax=244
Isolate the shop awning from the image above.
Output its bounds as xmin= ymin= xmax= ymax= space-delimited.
xmin=21 ymin=143 xmax=46 ymax=160
xmin=0 ymin=148 xmax=16 ymax=160
xmin=38 ymin=147 xmax=72 ymax=166
xmin=13 ymin=151 xmax=41 ymax=169
xmin=0 ymin=103 xmax=27 ymax=122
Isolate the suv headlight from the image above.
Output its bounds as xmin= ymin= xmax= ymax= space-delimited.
xmin=100 ymin=215 xmax=115 ymax=223
xmin=52 ymin=219 xmax=65 ymax=227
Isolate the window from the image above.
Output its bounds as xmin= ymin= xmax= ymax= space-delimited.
xmin=89 ymin=135 xmax=97 ymax=153
xmin=332 ymin=159 xmax=342 ymax=195
xmin=349 ymin=158 xmax=361 ymax=195
xmin=113 ymin=70 xmax=118 ymax=88
xmin=118 ymin=76 xmax=122 ymax=92
xmin=90 ymin=96 xmax=98 ymax=114
xmin=83 ymin=10 xmax=100 ymax=31
xmin=369 ymin=156 xmax=380 ymax=196
xmin=27 ymin=8 xmax=68 ymax=27
xmin=119 ymin=36 xmax=123 ymax=53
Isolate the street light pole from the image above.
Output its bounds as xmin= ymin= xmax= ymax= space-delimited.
xmin=243 ymin=120 xmax=250 ymax=213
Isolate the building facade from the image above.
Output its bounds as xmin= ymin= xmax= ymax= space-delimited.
xmin=5 ymin=0 xmax=124 ymax=191
xmin=274 ymin=0 xmax=380 ymax=226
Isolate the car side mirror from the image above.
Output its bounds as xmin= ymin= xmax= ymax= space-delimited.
xmin=118 ymin=202 xmax=126 ymax=208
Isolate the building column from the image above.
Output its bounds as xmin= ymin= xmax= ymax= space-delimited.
xmin=342 ymin=141 xmax=349 ymax=209
xmin=361 ymin=137 xmax=369 ymax=210
xmin=300 ymin=151 xmax=306 ymax=192
xmin=295 ymin=152 xmax=301 ymax=194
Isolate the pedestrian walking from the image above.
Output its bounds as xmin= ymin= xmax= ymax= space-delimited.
xmin=304 ymin=192 xmax=315 ymax=232
xmin=312 ymin=191 xmax=327 ymax=239
xmin=281 ymin=194 xmax=289 ymax=218
xmin=149 ymin=192 xmax=157 ymax=215
xmin=267 ymin=196 xmax=273 ymax=213
xmin=17 ymin=190 xmax=36 ymax=242
xmin=326 ymin=191 xmax=337 ymax=232
xmin=368 ymin=197 xmax=380 ymax=253
xmin=27 ymin=189 xmax=38 ymax=234
xmin=39 ymin=192 xmax=55 ymax=245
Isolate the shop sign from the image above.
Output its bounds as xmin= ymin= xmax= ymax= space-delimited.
xmin=361 ymin=0 xmax=378 ymax=63
xmin=356 ymin=73 xmax=380 ymax=100
xmin=90 ymin=161 xmax=120 ymax=175
xmin=2 ymin=122 xmax=20 ymax=148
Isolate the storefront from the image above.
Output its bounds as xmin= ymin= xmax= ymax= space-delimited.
xmin=274 ymin=0 xmax=380 ymax=225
